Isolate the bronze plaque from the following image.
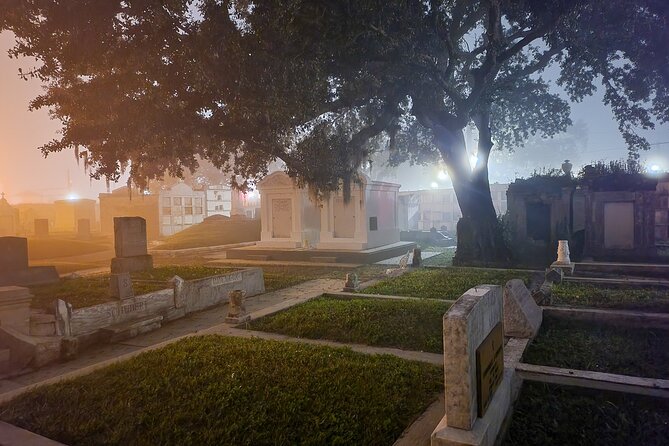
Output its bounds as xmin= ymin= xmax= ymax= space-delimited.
xmin=476 ymin=322 xmax=504 ymax=417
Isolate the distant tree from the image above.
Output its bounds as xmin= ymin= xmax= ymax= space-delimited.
xmin=2 ymin=0 xmax=668 ymax=263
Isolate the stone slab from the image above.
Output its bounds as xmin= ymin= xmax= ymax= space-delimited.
xmin=442 ymin=285 xmax=503 ymax=431
xmin=101 ymin=315 xmax=163 ymax=343
xmin=0 ymin=267 xmax=59 ymax=287
xmin=503 ymin=279 xmax=542 ymax=339
xmin=431 ymin=369 xmax=512 ymax=446
xmin=77 ymin=218 xmax=91 ymax=239
xmin=0 ymin=237 xmax=28 ymax=272
xmin=0 ymin=286 xmax=32 ymax=334
xmin=110 ymin=254 xmax=153 ymax=274
xmin=113 ymin=216 xmax=148 ymax=257
xmin=516 ymin=362 xmax=669 ymax=399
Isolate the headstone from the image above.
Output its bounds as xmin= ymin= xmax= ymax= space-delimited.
xmin=503 ymin=279 xmax=543 ymax=339
xmin=0 ymin=237 xmax=29 ymax=272
xmin=77 ymin=218 xmax=91 ymax=240
xmin=114 ymin=217 xmax=148 ymax=257
xmin=411 ymin=248 xmax=422 ymax=267
xmin=225 ymin=289 xmax=250 ymax=323
xmin=34 ymin=219 xmax=49 ymax=237
xmin=109 ymin=273 xmax=134 ymax=300
xmin=0 ymin=286 xmax=33 ymax=334
xmin=544 ymin=267 xmax=563 ymax=284
xmin=111 ymin=217 xmax=153 ymax=273
xmin=343 ymin=273 xmax=360 ymax=292
xmin=0 ymin=237 xmax=59 ymax=287
xmin=431 ymin=285 xmax=512 ymax=446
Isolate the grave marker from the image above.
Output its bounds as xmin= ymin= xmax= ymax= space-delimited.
xmin=432 ymin=285 xmax=513 ymax=446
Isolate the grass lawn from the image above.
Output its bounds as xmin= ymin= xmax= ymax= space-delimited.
xmin=362 ymin=267 xmax=532 ymax=300
xmin=29 ymin=266 xmax=239 ymax=311
xmin=522 ymin=314 xmax=669 ymax=379
xmin=0 ymin=336 xmax=442 ymax=446
xmin=504 ymin=381 xmax=669 ymax=446
xmin=551 ymin=282 xmax=669 ymax=313
xmin=247 ymin=295 xmax=451 ymax=353
xmin=155 ymin=217 xmax=260 ymax=250
xmin=422 ymin=248 xmax=456 ymax=266
xmin=27 ymin=237 xmax=112 ymax=260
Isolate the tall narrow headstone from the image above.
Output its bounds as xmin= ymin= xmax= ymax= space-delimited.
xmin=34 ymin=219 xmax=49 ymax=237
xmin=77 ymin=218 xmax=91 ymax=240
xmin=432 ymin=285 xmax=513 ymax=446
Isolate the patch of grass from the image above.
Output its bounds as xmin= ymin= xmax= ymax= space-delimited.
xmin=155 ymin=217 xmax=260 ymax=250
xmin=27 ymin=237 xmax=112 ymax=260
xmin=422 ymin=248 xmax=456 ymax=266
xmin=552 ymin=282 xmax=669 ymax=313
xmin=248 ymin=296 xmax=450 ymax=353
xmin=29 ymin=266 xmax=238 ymax=311
xmin=522 ymin=315 xmax=669 ymax=379
xmin=362 ymin=267 xmax=531 ymax=299
xmin=0 ymin=336 xmax=442 ymax=446
xmin=504 ymin=381 xmax=669 ymax=446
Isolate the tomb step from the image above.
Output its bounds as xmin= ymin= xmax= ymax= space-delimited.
xmin=100 ymin=315 xmax=163 ymax=343
xmin=30 ymin=314 xmax=58 ymax=337
xmin=246 ymin=254 xmax=271 ymax=261
xmin=574 ymin=261 xmax=669 ymax=279
xmin=310 ymin=256 xmax=338 ymax=263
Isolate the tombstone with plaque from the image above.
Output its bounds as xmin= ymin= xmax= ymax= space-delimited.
xmin=431 ymin=285 xmax=513 ymax=446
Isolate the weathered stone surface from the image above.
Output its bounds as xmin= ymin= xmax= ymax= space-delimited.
xmin=544 ymin=267 xmax=563 ymax=284
xmin=113 ymin=217 xmax=148 ymax=257
xmin=29 ymin=313 xmax=57 ymax=337
xmin=56 ymin=268 xmax=265 ymax=337
xmin=531 ymin=282 xmax=552 ymax=305
xmin=442 ymin=285 xmax=503 ymax=431
xmin=0 ymin=237 xmax=28 ymax=272
xmin=59 ymin=289 xmax=173 ymax=337
xmin=503 ymin=279 xmax=543 ymax=339
xmin=109 ymin=273 xmax=134 ymax=300
xmin=110 ymin=254 xmax=153 ymax=274
xmin=0 ymin=266 xmax=59 ymax=287
xmin=0 ymin=286 xmax=32 ymax=334
xmin=225 ymin=289 xmax=250 ymax=323
xmin=100 ymin=315 xmax=163 ymax=342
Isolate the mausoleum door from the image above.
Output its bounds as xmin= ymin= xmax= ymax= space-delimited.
xmin=271 ymin=198 xmax=292 ymax=238
xmin=333 ymin=197 xmax=356 ymax=238
xmin=603 ymin=202 xmax=634 ymax=249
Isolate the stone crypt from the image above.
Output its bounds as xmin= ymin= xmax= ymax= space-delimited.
xmin=227 ymin=171 xmax=415 ymax=263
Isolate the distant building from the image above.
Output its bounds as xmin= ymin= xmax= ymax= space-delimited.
xmin=54 ymin=199 xmax=96 ymax=232
xmin=205 ymin=185 xmax=233 ymax=217
xmin=398 ymin=184 xmax=508 ymax=232
xmin=99 ymin=187 xmax=160 ymax=240
xmin=0 ymin=193 xmax=20 ymax=236
xmin=159 ymin=183 xmax=206 ymax=236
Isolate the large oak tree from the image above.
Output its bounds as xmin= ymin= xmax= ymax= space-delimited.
xmin=2 ymin=0 xmax=668 ymax=263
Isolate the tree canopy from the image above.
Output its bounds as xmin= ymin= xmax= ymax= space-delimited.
xmin=2 ymin=0 xmax=668 ymax=262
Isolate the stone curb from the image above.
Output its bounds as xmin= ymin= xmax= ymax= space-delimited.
xmin=0 ymin=421 xmax=66 ymax=446
xmin=516 ymin=362 xmax=669 ymax=399
xmin=543 ymin=306 xmax=669 ymax=329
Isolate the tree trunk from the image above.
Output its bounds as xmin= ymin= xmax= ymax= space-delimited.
xmin=431 ymin=118 xmax=512 ymax=266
